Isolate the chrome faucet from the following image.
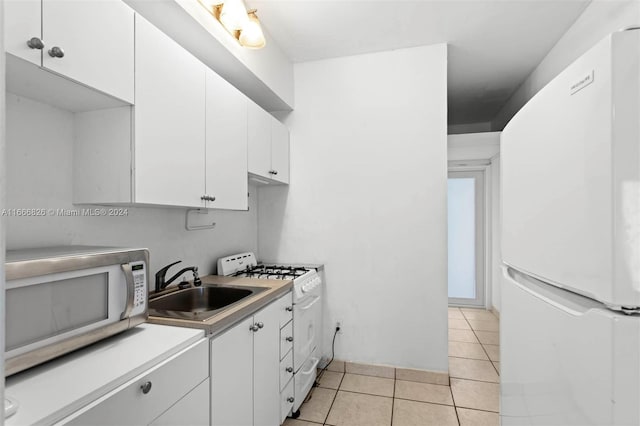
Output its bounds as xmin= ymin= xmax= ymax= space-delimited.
xmin=155 ymin=260 xmax=202 ymax=293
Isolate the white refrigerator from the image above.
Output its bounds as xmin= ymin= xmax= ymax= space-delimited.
xmin=500 ymin=29 xmax=640 ymax=425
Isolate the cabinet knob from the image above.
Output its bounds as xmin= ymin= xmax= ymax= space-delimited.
xmin=140 ymin=381 xmax=152 ymax=394
xmin=285 ymin=306 xmax=293 ymax=312
xmin=26 ymin=37 xmax=44 ymax=50
xmin=286 ymin=367 xmax=293 ymax=373
xmin=256 ymin=322 xmax=264 ymax=329
xmin=285 ymin=336 xmax=293 ymax=342
xmin=287 ymin=397 xmax=294 ymax=403
xmin=249 ymin=324 xmax=259 ymax=332
xmin=48 ymin=46 xmax=65 ymax=58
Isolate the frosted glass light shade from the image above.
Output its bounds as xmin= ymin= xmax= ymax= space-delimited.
xmin=220 ymin=0 xmax=248 ymax=31
xmin=239 ymin=11 xmax=266 ymax=49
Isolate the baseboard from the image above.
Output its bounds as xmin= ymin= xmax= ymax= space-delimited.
xmin=325 ymin=359 xmax=449 ymax=386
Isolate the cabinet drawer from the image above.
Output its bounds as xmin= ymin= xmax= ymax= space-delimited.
xmin=280 ymin=321 xmax=293 ymax=360
xmin=276 ymin=292 xmax=293 ymax=328
xmin=280 ymin=377 xmax=294 ymax=424
xmin=63 ymin=339 xmax=208 ymax=425
xmin=279 ymin=349 xmax=293 ymax=391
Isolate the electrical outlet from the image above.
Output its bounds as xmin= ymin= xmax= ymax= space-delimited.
xmin=336 ymin=321 xmax=342 ymax=331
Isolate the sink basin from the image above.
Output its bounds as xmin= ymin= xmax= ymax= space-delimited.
xmin=149 ymin=285 xmax=267 ymax=321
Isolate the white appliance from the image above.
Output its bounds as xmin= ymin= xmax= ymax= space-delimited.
xmin=5 ymin=246 xmax=149 ymax=377
xmin=217 ymin=253 xmax=323 ymax=417
xmin=501 ymin=29 xmax=640 ymax=425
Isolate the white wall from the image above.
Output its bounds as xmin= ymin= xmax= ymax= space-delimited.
xmin=258 ymin=44 xmax=449 ymax=372
xmin=1 ymin=0 xmax=6 ymax=409
xmin=5 ymin=93 xmax=258 ymax=276
xmin=448 ymin=132 xmax=500 ymax=162
xmin=490 ymin=155 xmax=501 ymax=312
xmin=448 ymin=122 xmax=493 ymax=135
xmin=493 ymin=0 xmax=640 ymax=129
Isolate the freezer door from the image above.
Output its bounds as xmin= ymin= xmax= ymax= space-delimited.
xmin=501 ymin=30 xmax=640 ymax=308
xmin=501 ymin=266 xmax=640 ymax=425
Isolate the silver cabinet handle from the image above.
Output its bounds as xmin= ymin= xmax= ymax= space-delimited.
xmin=285 ymin=306 xmax=293 ymax=312
xmin=285 ymin=336 xmax=293 ymax=342
xmin=140 ymin=381 xmax=152 ymax=394
xmin=286 ymin=367 xmax=293 ymax=373
xmin=249 ymin=324 xmax=259 ymax=332
xmin=48 ymin=46 xmax=64 ymax=58
xmin=268 ymin=170 xmax=279 ymax=175
xmin=27 ymin=37 xmax=44 ymax=50
xmin=287 ymin=397 xmax=294 ymax=403
xmin=256 ymin=322 xmax=264 ymax=329
xmin=200 ymin=195 xmax=216 ymax=202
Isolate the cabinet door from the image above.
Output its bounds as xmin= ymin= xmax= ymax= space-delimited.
xmin=211 ymin=317 xmax=254 ymax=426
xmin=134 ymin=14 xmax=206 ymax=208
xmin=150 ymin=379 xmax=210 ymax=426
xmin=253 ymin=299 xmax=282 ymax=426
xmin=4 ymin=0 xmax=41 ymax=65
xmin=248 ymin=101 xmax=272 ymax=179
xmin=205 ymin=69 xmax=248 ymax=210
xmin=43 ymin=0 xmax=134 ymax=103
xmin=271 ymin=118 xmax=290 ymax=184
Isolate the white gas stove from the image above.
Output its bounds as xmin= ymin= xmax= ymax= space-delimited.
xmin=217 ymin=253 xmax=323 ymax=417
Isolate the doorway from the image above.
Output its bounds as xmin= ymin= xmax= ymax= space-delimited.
xmin=448 ymin=170 xmax=485 ymax=307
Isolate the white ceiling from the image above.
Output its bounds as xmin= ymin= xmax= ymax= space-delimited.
xmin=246 ymin=0 xmax=591 ymax=125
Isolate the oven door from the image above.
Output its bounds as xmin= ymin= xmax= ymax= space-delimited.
xmin=293 ymin=288 xmax=322 ymax=372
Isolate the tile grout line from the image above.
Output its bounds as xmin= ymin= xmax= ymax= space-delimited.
xmin=461 ymin=311 xmax=500 ymax=377
xmin=322 ymin=371 xmax=345 ymax=425
xmin=390 ymin=369 xmax=396 ymax=426
xmin=453 ymin=406 xmax=500 ymax=415
xmin=450 ymin=308 xmax=501 ymax=417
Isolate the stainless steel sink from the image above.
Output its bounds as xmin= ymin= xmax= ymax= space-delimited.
xmin=149 ymin=285 xmax=267 ymax=321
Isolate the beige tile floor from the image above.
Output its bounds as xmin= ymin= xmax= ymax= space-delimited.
xmin=284 ymin=307 xmax=500 ymax=426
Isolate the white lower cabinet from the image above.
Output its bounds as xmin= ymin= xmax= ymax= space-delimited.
xmin=150 ymin=379 xmax=210 ymax=426
xmin=60 ymin=339 xmax=209 ymax=425
xmin=211 ymin=292 xmax=292 ymax=426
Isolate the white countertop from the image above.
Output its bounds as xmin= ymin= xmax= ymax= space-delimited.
xmin=5 ymin=323 xmax=205 ymax=425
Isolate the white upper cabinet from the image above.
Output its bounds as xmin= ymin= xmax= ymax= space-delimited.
xmin=271 ymin=119 xmax=290 ymax=184
xmin=5 ymin=0 xmax=134 ymax=103
xmin=134 ymin=14 xmax=205 ymax=208
xmin=5 ymin=0 xmax=41 ymax=65
xmin=74 ymin=14 xmax=251 ymax=210
xmin=248 ymin=101 xmax=290 ymax=185
xmin=205 ymin=69 xmax=249 ymax=210
xmin=248 ymin=100 xmax=273 ymax=179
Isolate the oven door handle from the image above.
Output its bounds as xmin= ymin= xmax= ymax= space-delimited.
xmin=120 ymin=263 xmax=135 ymax=320
xmin=299 ymin=296 xmax=320 ymax=311
xmin=301 ymin=357 xmax=320 ymax=375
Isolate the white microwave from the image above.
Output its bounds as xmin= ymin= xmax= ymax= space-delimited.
xmin=5 ymin=246 xmax=149 ymax=376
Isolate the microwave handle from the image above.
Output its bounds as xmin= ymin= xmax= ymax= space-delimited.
xmin=120 ymin=263 xmax=135 ymax=320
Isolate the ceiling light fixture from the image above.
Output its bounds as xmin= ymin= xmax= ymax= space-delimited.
xmin=198 ymin=0 xmax=266 ymax=50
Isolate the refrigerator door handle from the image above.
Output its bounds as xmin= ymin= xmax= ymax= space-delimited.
xmin=503 ymin=266 xmax=604 ymax=316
